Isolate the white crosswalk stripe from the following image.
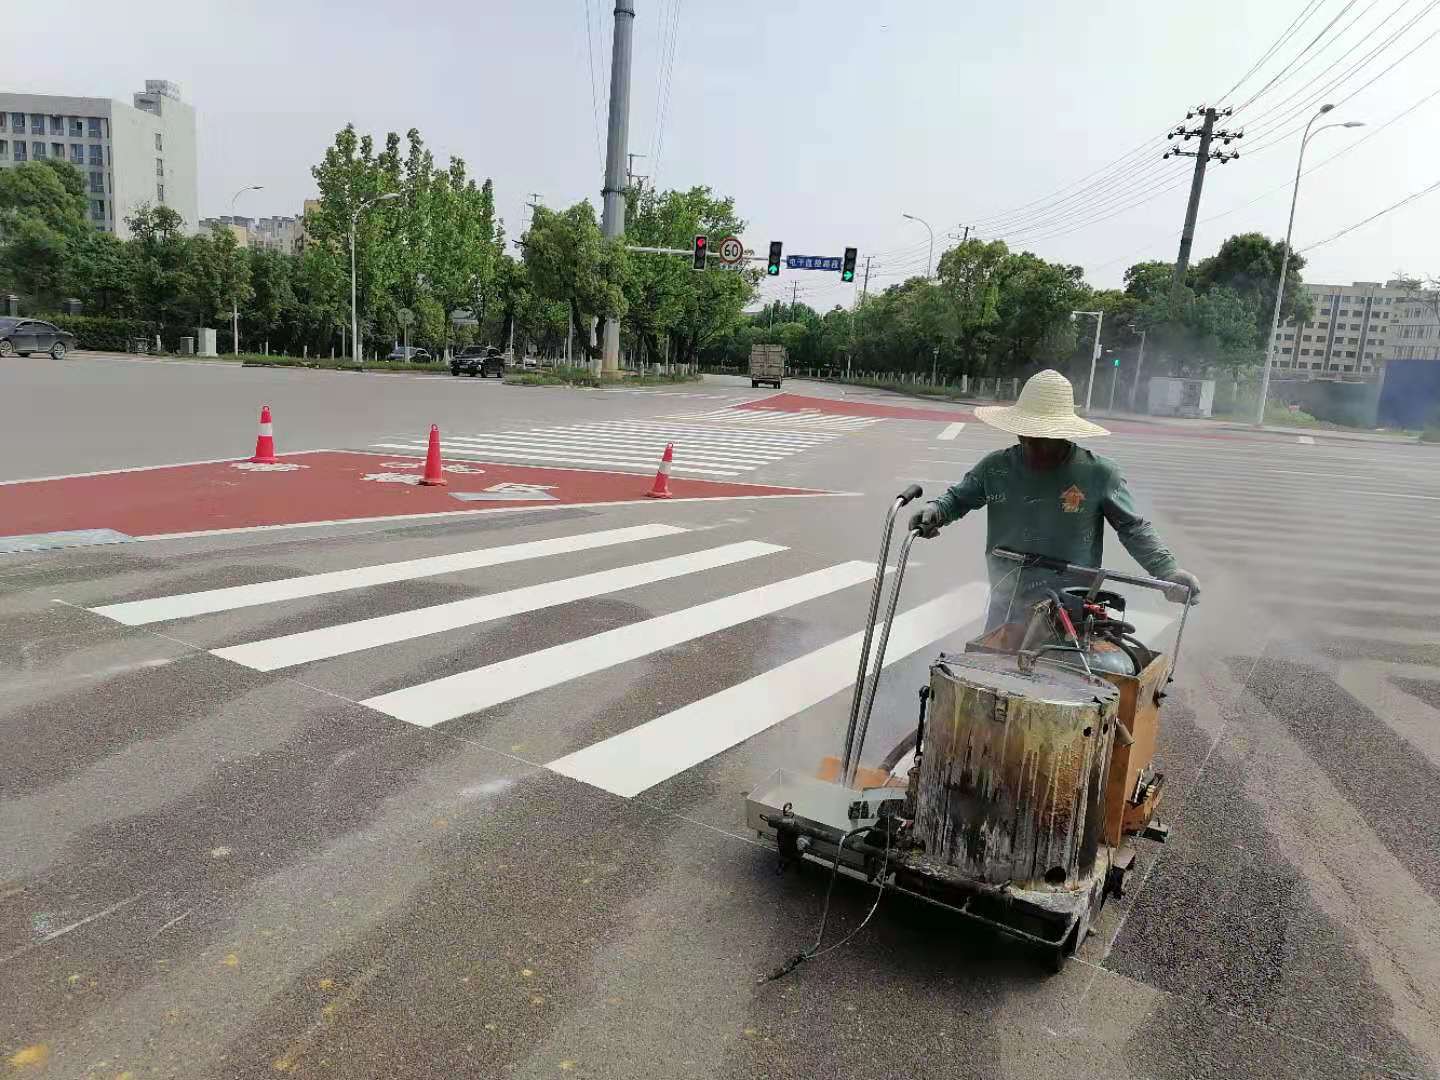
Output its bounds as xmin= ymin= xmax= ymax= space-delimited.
xmin=549 ymin=582 xmax=991 ymax=797
xmin=212 ymin=540 xmax=786 ymax=671
xmin=88 ymin=523 xmax=685 ymax=625
xmin=79 ymin=525 xmax=993 ymax=796
xmin=372 ymin=414 xmax=860 ymax=476
xmin=665 ymin=406 xmax=879 ymax=433
xmin=360 ymin=560 xmax=881 ymax=727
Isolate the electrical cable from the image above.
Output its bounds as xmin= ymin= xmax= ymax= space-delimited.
xmin=1216 ymin=0 xmax=1329 ymax=104
xmin=760 ymin=825 xmax=893 ymax=983
xmin=583 ymin=0 xmax=603 ymax=168
xmin=1299 ymin=176 xmax=1440 ymax=250
xmin=1199 ymin=83 xmax=1440 ymax=224
xmin=1239 ymin=0 xmax=1440 ymax=145
xmin=1231 ymin=0 xmax=1390 ymax=124
xmin=652 ymin=0 xmax=684 ymax=181
xmin=1233 ymin=0 xmax=1366 ymax=113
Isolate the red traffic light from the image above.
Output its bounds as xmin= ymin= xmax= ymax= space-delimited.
xmin=692 ymin=234 xmax=708 ymax=270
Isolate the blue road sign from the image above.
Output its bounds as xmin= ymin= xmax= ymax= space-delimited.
xmin=785 ymin=256 xmax=843 ymax=271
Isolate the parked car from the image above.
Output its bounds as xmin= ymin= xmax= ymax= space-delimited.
xmin=0 ymin=318 xmax=77 ymax=360
xmin=451 ymin=345 xmax=505 ymax=378
xmin=385 ymin=346 xmax=431 ymax=363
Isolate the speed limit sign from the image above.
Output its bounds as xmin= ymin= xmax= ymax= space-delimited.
xmin=718 ymin=236 xmax=744 ymax=265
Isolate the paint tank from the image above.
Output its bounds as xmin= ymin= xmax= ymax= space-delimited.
xmin=913 ymin=653 xmax=1119 ymax=890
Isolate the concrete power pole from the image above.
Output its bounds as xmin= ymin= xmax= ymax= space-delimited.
xmin=599 ymin=0 xmax=637 ymax=376
xmin=1165 ymin=105 xmax=1241 ymax=304
xmin=858 ymin=256 xmax=873 ymax=305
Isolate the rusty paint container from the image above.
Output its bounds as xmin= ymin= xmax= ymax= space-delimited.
xmin=913 ymin=653 xmax=1120 ymax=890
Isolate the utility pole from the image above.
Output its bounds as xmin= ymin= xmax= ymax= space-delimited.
xmin=859 ymin=256 xmax=872 ymax=304
xmin=525 ymin=193 xmax=543 ymax=229
xmin=1165 ymin=105 xmax=1241 ymax=304
xmin=1130 ymin=328 xmax=1147 ymax=411
xmin=599 ymin=0 xmax=636 ymax=376
xmin=791 ymin=281 xmax=799 ymax=323
xmin=627 ymin=152 xmax=648 ymax=190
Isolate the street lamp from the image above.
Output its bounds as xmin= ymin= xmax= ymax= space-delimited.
xmin=1255 ymin=105 xmax=1365 ymax=425
xmin=902 ymin=213 xmax=935 ymax=279
xmin=1071 ymin=309 xmax=1104 ymax=411
xmin=350 ymin=192 xmax=400 ymax=364
xmin=229 ymin=185 xmax=263 ymax=355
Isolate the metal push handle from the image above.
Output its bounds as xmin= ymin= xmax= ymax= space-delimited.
xmin=990 ymin=547 xmax=1194 ymax=681
xmin=838 ymin=485 xmax=923 ymax=781
xmin=844 ymin=527 xmax=921 ymax=786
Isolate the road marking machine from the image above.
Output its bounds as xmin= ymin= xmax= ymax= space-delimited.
xmin=746 ymin=485 xmax=1192 ymax=972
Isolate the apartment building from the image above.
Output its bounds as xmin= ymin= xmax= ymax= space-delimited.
xmin=198 ymin=214 xmax=304 ymax=255
xmin=1267 ymin=279 xmax=1424 ymax=381
xmin=0 ymin=79 xmax=197 ymax=237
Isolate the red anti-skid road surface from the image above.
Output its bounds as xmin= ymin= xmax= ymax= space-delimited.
xmin=0 ymin=452 xmax=822 ymax=539
xmin=739 ymin=393 xmax=976 ymax=422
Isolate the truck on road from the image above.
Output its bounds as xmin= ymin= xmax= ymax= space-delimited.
xmin=749 ymin=343 xmax=786 ymax=389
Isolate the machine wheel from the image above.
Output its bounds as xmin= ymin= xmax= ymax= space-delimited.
xmin=0 ymin=339 xmax=13 ymax=357
xmin=51 ymin=341 xmax=68 ymax=360
xmin=751 ymin=379 xmax=759 ymax=388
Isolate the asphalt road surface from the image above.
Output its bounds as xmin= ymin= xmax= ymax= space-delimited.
xmin=3 ymin=355 xmax=1438 ymax=1079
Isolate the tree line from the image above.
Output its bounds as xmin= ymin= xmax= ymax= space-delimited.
xmin=0 ymin=127 xmax=1310 ymax=378
xmin=703 ymin=232 xmax=1312 ymax=392
xmin=0 ymin=126 xmax=756 ymax=363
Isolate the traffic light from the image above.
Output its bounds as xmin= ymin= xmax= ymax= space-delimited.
xmin=841 ymin=246 xmax=858 ymax=283
xmin=767 ymin=241 xmax=783 ymax=276
xmin=1113 ymin=356 xmax=1121 ymax=368
xmin=692 ymin=235 xmax=707 ymax=270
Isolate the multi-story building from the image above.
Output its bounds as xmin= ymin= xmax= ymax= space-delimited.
xmin=198 ymin=214 xmax=304 ymax=255
xmin=0 ymin=79 xmax=197 ymax=237
xmin=1268 ymin=279 xmax=1428 ymax=381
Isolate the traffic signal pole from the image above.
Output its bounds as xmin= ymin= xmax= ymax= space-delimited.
xmin=599 ymin=0 xmax=636 ymax=376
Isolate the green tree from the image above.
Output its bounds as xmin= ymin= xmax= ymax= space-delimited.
xmin=0 ymin=160 xmax=90 ymax=302
xmin=59 ymin=230 xmax=137 ymax=316
xmin=188 ymin=225 xmax=254 ymax=327
xmin=127 ymin=204 xmax=193 ymax=329
xmin=1191 ymin=232 xmax=1313 ymax=343
xmin=522 ymin=202 xmax=627 ymax=363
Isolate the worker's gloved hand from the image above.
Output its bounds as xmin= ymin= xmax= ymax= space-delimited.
xmin=909 ymin=504 xmax=942 ymax=539
xmin=1162 ymin=568 xmax=1201 ymax=605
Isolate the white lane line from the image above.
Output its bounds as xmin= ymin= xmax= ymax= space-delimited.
xmin=213 ymin=541 xmax=786 ymax=671
xmin=938 ymin=423 xmax=966 ymax=440
xmin=548 ymin=583 xmax=989 ymax=797
xmin=89 ymin=524 xmax=686 ymax=626
xmin=1297 ymin=435 xmax=1316 ymax=445
xmin=370 ymin=444 xmax=745 ymax=477
xmin=361 ymin=560 xmax=879 ymax=728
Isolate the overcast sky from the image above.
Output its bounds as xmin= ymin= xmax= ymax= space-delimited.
xmin=10 ymin=0 xmax=1439 ymax=311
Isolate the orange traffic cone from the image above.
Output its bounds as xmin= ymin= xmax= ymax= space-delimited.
xmin=646 ymin=443 xmax=674 ymax=499
xmin=420 ymin=424 xmax=447 ymax=486
xmin=249 ymin=405 xmax=277 ymax=464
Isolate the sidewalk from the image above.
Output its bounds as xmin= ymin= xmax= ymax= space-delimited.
xmin=1085 ymin=407 xmax=1421 ymax=445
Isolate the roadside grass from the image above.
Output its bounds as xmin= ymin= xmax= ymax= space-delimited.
xmin=504 ymin=366 xmax=702 ymax=388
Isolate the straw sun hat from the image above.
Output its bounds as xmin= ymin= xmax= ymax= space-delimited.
xmin=973 ymin=369 xmax=1110 ymax=439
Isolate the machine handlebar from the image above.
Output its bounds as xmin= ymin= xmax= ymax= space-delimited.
xmin=896 ymin=484 xmax=924 ymax=506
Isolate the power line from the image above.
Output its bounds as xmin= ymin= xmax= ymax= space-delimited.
xmin=1200 ymin=81 xmax=1440 ymax=224
xmin=1216 ymin=0 xmax=1329 ymax=104
xmin=1300 ymin=176 xmax=1440 ymax=249
xmin=583 ymin=0 xmax=603 ymax=167
xmin=1233 ymin=0 xmax=1366 ymax=113
xmin=652 ymin=0 xmax=684 ymax=181
xmin=1239 ymin=0 xmax=1440 ymax=145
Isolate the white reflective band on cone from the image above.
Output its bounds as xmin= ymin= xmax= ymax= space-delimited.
xmin=259 ymin=423 xmax=273 ymax=436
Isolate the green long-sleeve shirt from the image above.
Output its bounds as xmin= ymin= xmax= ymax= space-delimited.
xmin=931 ymin=444 xmax=1178 ymax=626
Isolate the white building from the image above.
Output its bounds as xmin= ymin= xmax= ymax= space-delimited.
xmin=1266 ymin=279 xmax=1422 ymax=381
xmin=0 ymin=79 xmax=197 ymax=237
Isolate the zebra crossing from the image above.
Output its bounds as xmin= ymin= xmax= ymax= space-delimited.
xmin=83 ymin=522 xmax=1007 ymax=799
xmin=372 ymin=409 xmax=879 ymax=477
